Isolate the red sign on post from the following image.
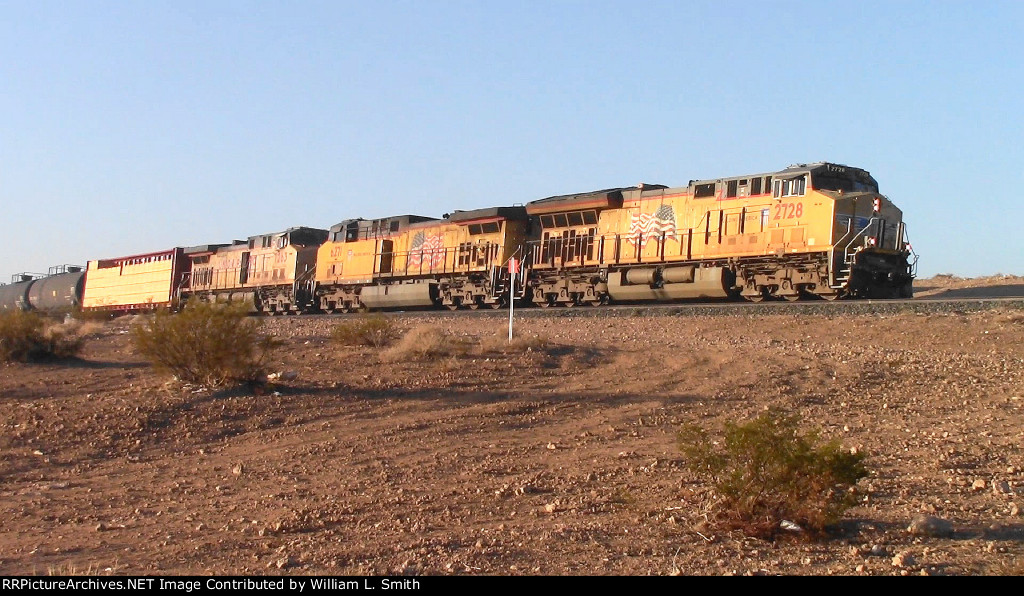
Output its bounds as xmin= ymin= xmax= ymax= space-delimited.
xmin=508 ymin=257 xmax=519 ymax=275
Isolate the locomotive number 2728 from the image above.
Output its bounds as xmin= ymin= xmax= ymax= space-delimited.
xmin=773 ymin=202 xmax=804 ymax=220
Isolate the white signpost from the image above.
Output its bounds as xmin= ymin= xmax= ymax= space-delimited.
xmin=507 ymin=257 xmax=518 ymax=342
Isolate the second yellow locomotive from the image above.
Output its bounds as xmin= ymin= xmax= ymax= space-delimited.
xmin=314 ymin=207 xmax=530 ymax=311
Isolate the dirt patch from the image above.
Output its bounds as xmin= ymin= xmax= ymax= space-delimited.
xmin=2 ymin=299 xmax=1023 ymax=576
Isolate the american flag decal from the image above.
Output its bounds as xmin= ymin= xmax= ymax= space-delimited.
xmin=628 ymin=204 xmax=677 ymax=247
xmin=407 ymin=232 xmax=446 ymax=270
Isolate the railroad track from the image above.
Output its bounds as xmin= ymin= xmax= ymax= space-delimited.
xmin=299 ymin=294 xmax=1024 ymax=322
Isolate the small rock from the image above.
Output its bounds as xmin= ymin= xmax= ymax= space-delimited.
xmin=892 ymin=552 xmax=913 ymax=568
xmin=1010 ymin=503 xmax=1020 ymax=517
xmin=95 ymin=523 xmax=108 ymax=532
xmin=907 ymin=515 xmax=954 ymax=537
xmin=780 ymin=520 xmax=803 ymax=532
xmin=400 ymin=560 xmax=418 ymax=575
xmin=992 ymin=480 xmax=1012 ymax=496
xmin=232 ymin=463 xmax=244 ymax=476
xmin=275 ymin=556 xmax=293 ymax=569
xmin=972 ymin=479 xmax=987 ymax=491
xmin=281 ymin=371 xmax=299 ymax=381
xmin=546 ymin=443 xmax=557 ymax=450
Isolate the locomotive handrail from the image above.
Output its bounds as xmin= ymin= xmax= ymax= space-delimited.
xmin=829 ymin=216 xmax=880 ymax=288
xmin=847 ymin=217 xmax=879 ymax=253
xmin=844 ymin=217 xmax=879 ymax=258
xmin=901 ymin=223 xmax=919 ymax=277
xmin=293 ymin=265 xmax=317 ymax=300
xmin=174 ymin=272 xmax=192 ymax=305
xmin=829 ymin=218 xmax=855 ymax=287
xmin=500 ymin=245 xmax=529 ymax=299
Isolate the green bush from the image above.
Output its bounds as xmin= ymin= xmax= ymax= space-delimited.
xmin=131 ymin=302 xmax=280 ymax=388
xmin=0 ymin=310 xmax=84 ymax=362
xmin=331 ymin=315 xmax=400 ymax=348
xmin=679 ymin=409 xmax=867 ymax=539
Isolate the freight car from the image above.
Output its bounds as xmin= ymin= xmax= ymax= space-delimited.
xmin=81 ymin=248 xmax=193 ymax=311
xmin=0 ymin=266 xmax=85 ymax=313
xmin=522 ymin=162 xmax=915 ymax=306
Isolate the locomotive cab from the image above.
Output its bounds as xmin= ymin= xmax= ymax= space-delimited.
xmin=803 ymin=163 xmax=915 ymax=298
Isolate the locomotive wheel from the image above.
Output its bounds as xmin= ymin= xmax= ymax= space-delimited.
xmin=744 ymin=287 xmax=768 ymax=303
xmin=488 ymin=301 xmax=503 ymax=310
xmin=446 ymin=297 xmax=461 ymax=311
xmin=782 ymin=293 xmax=801 ymax=302
xmin=468 ymin=299 xmax=482 ymax=310
xmin=818 ymin=292 xmax=841 ymax=301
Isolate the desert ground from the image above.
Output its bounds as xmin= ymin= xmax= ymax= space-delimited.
xmin=1 ymin=275 xmax=1023 ymax=576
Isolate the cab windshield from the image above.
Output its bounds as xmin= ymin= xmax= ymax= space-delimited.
xmin=813 ymin=174 xmax=877 ymax=193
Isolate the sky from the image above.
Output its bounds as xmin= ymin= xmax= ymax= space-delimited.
xmin=2 ymin=0 xmax=1022 ymax=281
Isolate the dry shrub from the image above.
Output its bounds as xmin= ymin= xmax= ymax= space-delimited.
xmin=679 ymin=409 xmax=867 ymax=539
xmin=72 ymin=320 xmax=106 ymax=337
xmin=477 ymin=332 xmax=549 ymax=355
xmin=380 ymin=325 xmax=471 ymax=362
xmin=0 ymin=310 xmax=84 ymax=362
xmin=131 ymin=302 xmax=280 ymax=388
xmin=43 ymin=560 xmax=119 ymax=576
xmin=331 ymin=315 xmax=400 ymax=348
xmin=1005 ymin=312 xmax=1024 ymax=325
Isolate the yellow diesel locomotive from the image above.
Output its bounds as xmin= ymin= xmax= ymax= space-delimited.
xmin=524 ymin=162 xmax=914 ymax=305
xmin=184 ymin=227 xmax=328 ymax=313
xmin=314 ymin=207 xmax=530 ymax=311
